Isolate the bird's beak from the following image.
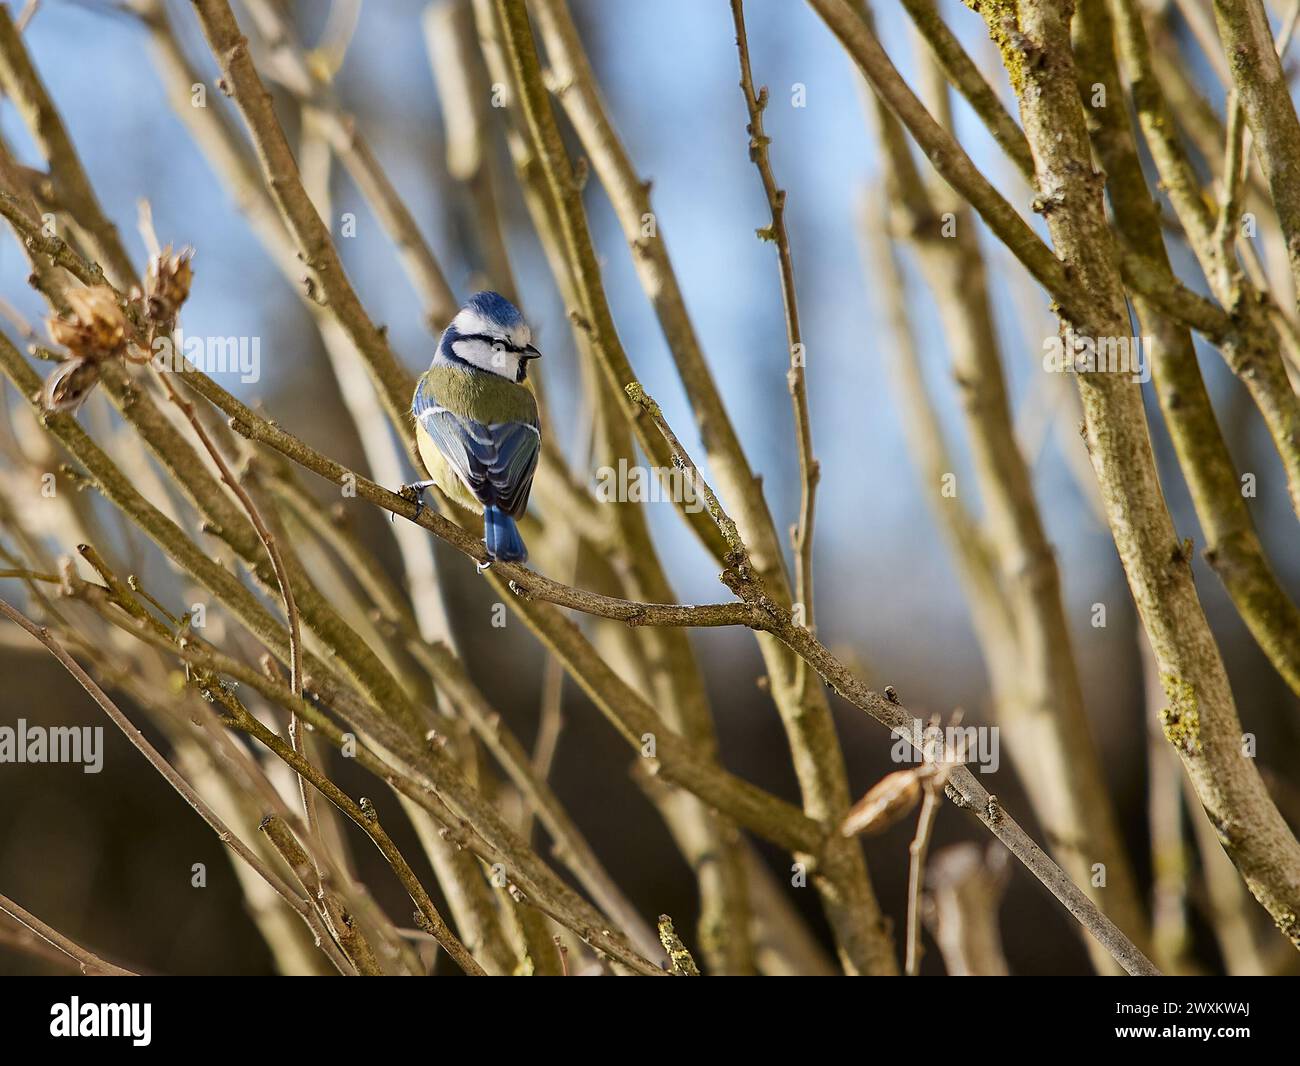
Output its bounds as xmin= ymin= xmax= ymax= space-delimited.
xmin=523 ymin=344 xmax=541 ymax=360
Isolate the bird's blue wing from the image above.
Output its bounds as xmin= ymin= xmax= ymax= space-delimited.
xmin=481 ymin=420 xmax=541 ymax=516
xmin=414 ymin=382 xmax=539 ymax=517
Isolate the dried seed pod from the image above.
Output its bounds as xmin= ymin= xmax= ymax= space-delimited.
xmin=40 ymin=357 xmax=101 ymax=413
xmin=840 ymin=769 xmax=921 ymax=837
xmin=146 ymin=245 xmax=194 ymax=322
xmin=46 ymin=285 xmax=127 ymax=361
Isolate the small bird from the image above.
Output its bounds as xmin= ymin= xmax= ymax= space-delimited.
xmin=409 ymin=291 xmax=541 ymax=564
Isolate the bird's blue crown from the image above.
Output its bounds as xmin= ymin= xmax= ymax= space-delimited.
xmin=464 ymin=290 xmax=524 ymax=329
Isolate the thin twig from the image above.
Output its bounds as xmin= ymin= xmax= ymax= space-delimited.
xmin=213 ymin=687 xmax=486 ymax=976
xmin=0 ymin=892 xmax=136 ymax=976
xmin=907 ymin=787 xmax=943 ymax=977
xmin=861 ymin=23 xmax=1151 ymax=969
xmin=1110 ymin=0 xmax=1300 ymax=522
xmin=0 ymin=596 xmax=355 ymax=974
xmin=804 ymin=0 xmax=1084 ymax=327
xmin=625 ymin=382 xmax=1162 ymax=976
xmin=187 ymin=0 xmax=415 ymax=438
xmin=1210 ymin=0 xmax=1300 ymax=316
xmin=729 ymin=0 xmax=820 ymax=632
xmin=237 ymin=0 xmax=457 ymax=330
xmin=137 ymin=199 xmax=313 ymax=841
xmin=905 ymin=721 xmax=962 ymax=977
xmin=69 ymin=574 xmax=663 ymax=974
xmin=896 ymin=0 xmax=1035 ymax=179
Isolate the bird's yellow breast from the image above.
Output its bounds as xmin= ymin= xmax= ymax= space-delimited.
xmin=415 ymin=420 xmax=483 ymax=514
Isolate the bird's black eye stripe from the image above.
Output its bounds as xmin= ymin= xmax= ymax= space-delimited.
xmin=456 ymin=332 xmax=527 ymax=354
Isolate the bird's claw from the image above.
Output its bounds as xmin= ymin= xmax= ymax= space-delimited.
xmin=476 ymin=558 xmax=493 ymax=574
xmin=395 ymin=481 xmax=438 ymax=523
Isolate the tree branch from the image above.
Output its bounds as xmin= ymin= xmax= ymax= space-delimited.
xmin=729 ymin=0 xmax=821 ymax=631
xmin=0 ymin=892 xmax=138 ymax=976
xmin=0 ymin=596 xmax=355 ymax=975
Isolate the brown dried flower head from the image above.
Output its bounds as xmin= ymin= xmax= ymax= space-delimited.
xmin=40 ymin=357 xmax=101 ymax=413
xmin=146 ymin=245 xmax=194 ymax=322
xmin=839 ymin=768 xmax=921 ymax=838
xmin=46 ymin=285 xmax=127 ymax=361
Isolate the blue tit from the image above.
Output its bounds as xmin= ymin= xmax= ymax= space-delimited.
xmin=409 ymin=291 xmax=541 ymax=564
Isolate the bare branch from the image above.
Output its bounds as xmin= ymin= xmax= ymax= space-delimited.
xmin=0 ymin=892 xmax=137 ymax=976
xmin=0 ymin=596 xmax=355 ymax=975
xmin=729 ymin=0 xmax=821 ymax=630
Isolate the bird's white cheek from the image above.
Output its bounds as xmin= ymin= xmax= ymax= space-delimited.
xmin=450 ymin=338 xmax=498 ymax=372
xmin=451 ymin=338 xmax=521 ymax=379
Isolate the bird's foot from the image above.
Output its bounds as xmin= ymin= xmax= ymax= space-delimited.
xmin=476 ymin=558 xmax=493 ymax=574
xmin=395 ymin=480 xmax=439 ymax=522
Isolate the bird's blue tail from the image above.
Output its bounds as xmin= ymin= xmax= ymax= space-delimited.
xmin=484 ymin=505 xmax=527 ymax=562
